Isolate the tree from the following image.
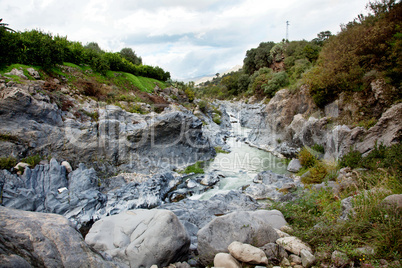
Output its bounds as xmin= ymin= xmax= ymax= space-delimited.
xmin=84 ymin=42 xmax=103 ymax=53
xmin=119 ymin=47 xmax=142 ymax=65
xmin=0 ymin=18 xmax=15 ymax=32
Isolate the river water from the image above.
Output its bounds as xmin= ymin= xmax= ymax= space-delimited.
xmin=190 ymin=114 xmax=289 ymax=200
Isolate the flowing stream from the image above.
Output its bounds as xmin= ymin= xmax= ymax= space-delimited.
xmin=190 ymin=114 xmax=289 ymax=200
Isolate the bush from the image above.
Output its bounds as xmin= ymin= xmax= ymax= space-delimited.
xmin=311 ymin=144 xmax=325 ymax=154
xmin=0 ymin=157 xmax=17 ymax=170
xmin=183 ymin=161 xmax=204 ymax=174
xmin=263 ymin=71 xmax=289 ymax=97
xmin=21 ymin=155 xmax=43 ymax=168
xmin=184 ymin=88 xmax=195 ymax=102
xmin=298 ymin=147 xmax=317 ymax=168
xmin=301 ymin=162 xmax=328 ymax=184
xmin=198 ymin=100 xmax=208 ymax=113
xmin=213 ymin=114 xmax=222 ymax=125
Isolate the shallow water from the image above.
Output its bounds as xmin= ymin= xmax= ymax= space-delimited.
xmin=190 ymin=115 xmax=288 ymax=200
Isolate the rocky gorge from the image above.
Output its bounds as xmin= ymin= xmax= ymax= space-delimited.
xmin=0 ymin=69 xmax=401 ymax=268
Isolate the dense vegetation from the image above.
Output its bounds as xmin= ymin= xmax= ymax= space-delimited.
xmin=272 ymin=143 xmax=401 ymax=266
xmin=0 ymin=25 xmax=170 ymax=81
xmin=196 ymin=0 xmax=401 ymax=107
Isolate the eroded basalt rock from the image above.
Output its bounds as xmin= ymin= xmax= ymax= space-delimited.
xmin=85 ymin=209 xmax=190 ymax=268
xmin=0 ymin=206 xmax=114 ymax=268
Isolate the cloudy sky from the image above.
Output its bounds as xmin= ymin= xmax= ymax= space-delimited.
xmin=1 ymin=0 xmax=369 ymax=80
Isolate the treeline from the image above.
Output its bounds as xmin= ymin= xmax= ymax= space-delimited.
xmin=197 ymin=0 xmax=401 ymax=106
xmin=197 ymin=36 xmax=326 ymax=99
xmin=304 ymin=0 xmax=401 ymax=107
xmin=0 ymin=27 xmax=170 ymax=81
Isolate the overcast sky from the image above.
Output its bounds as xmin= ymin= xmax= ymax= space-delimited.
xmin=1 ymin=0 xmax=370 ymax=80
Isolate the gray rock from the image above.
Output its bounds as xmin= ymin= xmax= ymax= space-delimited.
xmin=197 ymin=210 xmax=283 ymax=265
xmin=245 ymin=170 xmax=294 ymax=200
xmin=85 ymin=209 xmax=190 ymax=268
xmin=331 ymin=250 xmax=350 ymax=267
xmin=381 ymin=194 xmax=402 ymax=210
xmin=287 ymin=159 xmax=302 ymax=173
xmin=160 ymin=191 xmax=260 ymax=250
xmin=4 ymin=68 xmax=27 ymax=79
xmin=0 ymin=206 xmax=114 ymax=267
xmin=260 ymin=243 xmax=288 ymax=264
xmin=0 ymin=82 xmax=215 ymax=176
xmin=301 ymin=248 xmax=316 ymax=268
xmin=27 ymin=68 xmax=40 ymax=79
xmin=289 ymin=254 xmax=302 ymax=264
xmin=339 ymin=196 xmax=354 ymax=221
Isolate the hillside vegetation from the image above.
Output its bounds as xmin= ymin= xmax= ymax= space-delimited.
xmin=196 ymin=0 xmax=401 ymax=109
xmin=0 ymin=25 xmax=170 ymax=81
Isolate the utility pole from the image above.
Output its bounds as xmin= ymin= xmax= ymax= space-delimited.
xmin=286 ymin=21 xmax=290 ymax=41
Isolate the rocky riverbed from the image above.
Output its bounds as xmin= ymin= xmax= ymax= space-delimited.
xmin=1 ymin=74 xmax=401 ymax=267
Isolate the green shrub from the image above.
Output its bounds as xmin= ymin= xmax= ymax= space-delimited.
xmin=212 ymin=114 xmax=222 ymax=125
xmin=184 ymin=88 xmax=195 ymax=102
xmin=262 ymin=71 xmax=289 ymax=97
xmin=0 ymin=133 xmax=19 ymax=142
xmin=311 ymin=144 xmax=325 ymax=154
xmin=183 ymin=161 xmax=204 ymax=174
xmin=339 ymin=149 xmax=362 ymax=168
xmin=0 ymin=157 xmax=17 ymax=170
xmin=198 ymin=100 xmax=208 ymax=113
xmin=298 ymin=147 xmax=317 ymax=168
xmin=301 ymin=162 xmax=328 ymax=184
xmin=21 ymin=155 xmax=42 ymax=168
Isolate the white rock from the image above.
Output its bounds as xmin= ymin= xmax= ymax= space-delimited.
xmin=301 ymin=248 xmax=316 ymax=268
xmin=228 ymin=241 xmax=268 ymax=265
xmin=214 ymin=253 xmax=241 ymax=268
xmin=27 ymin=67 xmax=40 ymax=79
xmin=274 ymin=228 xmax=291 ymax=238
xmin=276 ymin=236 xmax=312 ymax=256
xmin=14 ymin=162 xmax=30 ymax=170
xmin=61 ymin=161 xmax=73 ymax=173
xmin=58 ymin=187 xmax=68 ymax=194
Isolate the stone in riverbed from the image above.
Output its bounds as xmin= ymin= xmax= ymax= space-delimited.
xmin=228 ymin=241 xmax=268 ymax=265
xmin=287 ymin=159 xmax=302 ymax=173
xmin=197 ymin=210 xmax=284 ymax=266
xmin=0 ymin=206 xmax=113 ymax=267
xmin=85 ymin=209 xmax=190 ymax=268
xmin=276 ymin=236 xmax=312 ymax=256
xmin=214 ymin=253 xmax=241 ymax=268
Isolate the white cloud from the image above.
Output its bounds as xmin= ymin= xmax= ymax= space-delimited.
xmin=0 ymin=0 xmax=370 ymax=80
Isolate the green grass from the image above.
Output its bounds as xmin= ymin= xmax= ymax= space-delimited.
xmin=271 ymin=143 xmax=402 ymax=266
xmin=0 ymin=133 xmax=19 ymax=142
xmin=123 ymin=73 xmax=166 ymax=93
xmin=215 ymin=146 xmax=229 ymax=154
xmin=182 ymin=161 xmax=205 ymax=174
xmin=0 ymin=64 xmax=40 ymax=81
xmin=0 ymin=157 xmax=17 ymax=170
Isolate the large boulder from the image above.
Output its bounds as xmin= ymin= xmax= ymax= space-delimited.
xmin=0 ymin=206 xmax=114 ymax=267
xmin=85 ymin=209 xmax=190 ymax=268
xmin=159 ymin=191 xmax=260 ymax=250
xmin=197 ymin=210 xmax=285 ymax=266
xmin=244 ymin=171 xmax=295 ymax=200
